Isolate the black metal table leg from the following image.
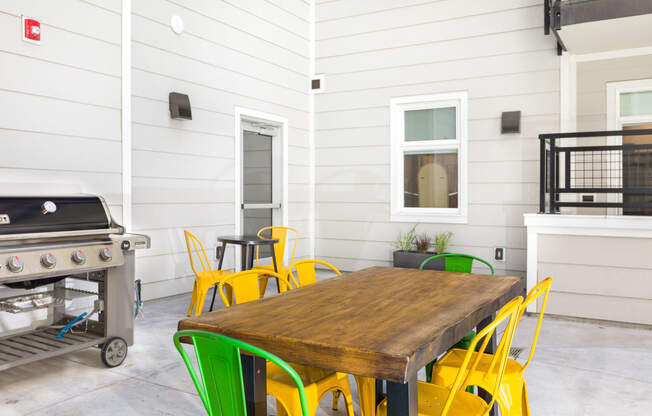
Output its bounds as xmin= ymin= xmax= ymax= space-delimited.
xmin=477 ymin=314 xmax=497 ymax=416
xmin=246 ymin=245 xmax=255 ymax=270
xmin=241 ymin=245 xmax=248 ymax=271
xmin=270 ymin=248 xmax=281 ymax=292
xmin=375 ymin=379 xmax=385 ymax=405
xmin=241 ymin=354 xmax=267 ymax=416
xmin=386 ymin=372 xmax=417 ymax=416
xmin=209 ymin=242 xmax=228 ymax=312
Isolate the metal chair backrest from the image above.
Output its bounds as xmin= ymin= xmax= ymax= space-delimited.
xmin=419 ymin=253 xmax=495 ymax=275
xmin=173 ymin=330 xmax=309 ymax=416
xmin=441 ymin=296 xmax=522 ymax=416
xmin=219 ymin=270 xmax=290 ymax=307
xmin=184 ymin=230 xmax=213 ymax=276
xmin=288 ymin=259 xmax=341 ymax=288
xmin=518 ymin=277 xmax=553 ymax=373
xmin=256 ymin=226 xmax=299 ymax=267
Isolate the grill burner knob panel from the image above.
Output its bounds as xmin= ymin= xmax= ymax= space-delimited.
xmin=7 ymin=256 xmax=24 ymax=273
xmin=72 ymin=249 xmax=87 ymax=265
xmin=40 ymin=253 xmax=57 ymax=268
xmin=99 ymin=247 xmax=112 ymax=262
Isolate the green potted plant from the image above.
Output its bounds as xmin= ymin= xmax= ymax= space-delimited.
xmin=392 ymin=226 xmax=454 ymax=270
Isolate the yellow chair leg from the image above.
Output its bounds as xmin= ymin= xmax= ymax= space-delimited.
xmin=521 ymin=379 xmax=531 ymax=416
xmin=332 ymin=390 xmax=341 ymax=410
xmin=194 ymin=289 xmax=208 ymax=317
xmin=223 ymin=284 xmax=233 ymax=307
xmin=259 ymin=276 xmax=269 ymax=297
xmin=341 ymin=387 xmax=356 ymax=416
xmin=354 ymin=375 xmax=377 ymax=416
xmin=187 ymin=282 xmax=198 ymax=316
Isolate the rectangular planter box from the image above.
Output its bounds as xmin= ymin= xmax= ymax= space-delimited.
xmin=393 ymin=250 xmax=445 ymax=270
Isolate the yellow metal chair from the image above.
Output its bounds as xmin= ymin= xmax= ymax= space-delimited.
xmin=253 ymin=226 xmax=298 ymax=295
xmin=376 ymin=296 xmax=523 ymax=416
xmin=219 ymin=269 xmax=356 ymax=416
xmin=431 ymin=278 xmax=553 ymax=416
xmin=218 ymin=269 xmax=292 ymax=307
xmin=184 ymin=230 xmax=232 ymax=316
xmin=288 ymin=259 xmax=340 ymax=288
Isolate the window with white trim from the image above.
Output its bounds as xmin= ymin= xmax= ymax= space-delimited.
xmin=390 ymin=92 xmax=468 ymax=223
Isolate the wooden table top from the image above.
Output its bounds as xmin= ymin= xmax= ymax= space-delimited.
xmin=178 ymin=266 xmax=522 ymax=383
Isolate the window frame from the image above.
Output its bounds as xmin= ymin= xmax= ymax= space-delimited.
xmin=390 ymin=92 xmax=468 ymax=223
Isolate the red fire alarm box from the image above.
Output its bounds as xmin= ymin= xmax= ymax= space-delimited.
xmin=22 ymin=16 xmax=41 ymax=44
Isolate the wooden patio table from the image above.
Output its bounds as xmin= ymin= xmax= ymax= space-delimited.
xmin=178 ymin=266 xmax=522 ymax=416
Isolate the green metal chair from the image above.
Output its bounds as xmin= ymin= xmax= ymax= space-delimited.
xmin=173 ymin=330 xmax=309 ymax=416
xmin=419 ymin=253 xmax=495 ymax=384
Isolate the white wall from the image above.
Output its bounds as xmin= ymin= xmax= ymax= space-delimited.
xmin=0 ymin=0 xmax=311 ymax=302
xmin=314 ymin=0 xmax=560 ymax=277
xmin=130 ymin=0 xmax=312 ymax=299
xmin=0 ymin=0 xmax=122 ymax=329
xmin=0 ymin=0 xmax=123 ymax=217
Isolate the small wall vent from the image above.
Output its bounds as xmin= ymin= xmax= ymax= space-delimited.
xmin=169 ymin=92 xmax=192 ymax=120
xmin=311 ymin=74 xmax=325 ymax=93
xmin=501 ymin=111 xmax=521 ymax=134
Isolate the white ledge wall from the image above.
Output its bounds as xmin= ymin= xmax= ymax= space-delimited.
xmin=314 ymin=0 xmax=560 ymax=277
xmin=525 ymin=214 xmax=652 ymax=324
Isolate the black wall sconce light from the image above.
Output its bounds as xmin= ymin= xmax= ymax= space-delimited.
xmin=169 ymin=92 xmax=192 ymax=120
xmin=501 ymin=111 xmax=521 ymax=134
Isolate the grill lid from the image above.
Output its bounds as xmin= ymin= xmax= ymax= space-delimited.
xmin=0 ymin=196 xmax=122 ymax=238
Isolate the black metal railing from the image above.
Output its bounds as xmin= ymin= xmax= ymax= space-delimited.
xmin=539 ymin=129 xmax=652 ymax=214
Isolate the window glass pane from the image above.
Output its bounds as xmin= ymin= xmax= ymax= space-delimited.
xmin=404 ymin=150 xmax=458 ymax=208
xmin=404 ymin=107 xmax=456 ymax=141
xmin=243 ymin=131 xmax=273 ymax=204
xmin=621 ymin=91 xmax=652 ymax=117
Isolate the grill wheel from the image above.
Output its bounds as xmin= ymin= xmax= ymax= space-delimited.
xmin=101 ymin=336 xmax=128 ymax=368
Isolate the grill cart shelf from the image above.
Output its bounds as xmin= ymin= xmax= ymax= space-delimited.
xmin=0 ymin=328 xmax=106 ymax=371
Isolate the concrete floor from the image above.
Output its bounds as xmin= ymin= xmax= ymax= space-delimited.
xmin=1 ymin=293 xmax=651 ymax=415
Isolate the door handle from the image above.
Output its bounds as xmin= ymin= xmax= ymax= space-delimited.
xmin=241 ymin=203 xmax=282 ymax=209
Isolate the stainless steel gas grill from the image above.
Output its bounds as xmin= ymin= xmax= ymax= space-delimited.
xmin=0 ymin=196 xmax=149 ymax=370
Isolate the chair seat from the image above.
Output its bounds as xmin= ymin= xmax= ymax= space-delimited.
xmin=432 ymin=348 xmax=525 ymax=390
xmin=196 ymin=269 xmax=232 ymax=284
xmin=376 ymin=381 xmax=487 ymax=416
xmin=267 ymin=362 xmax=338 ymax=386
xmin=267 ymin=362 xmax=354 ymax=415
xmin=253 ymin=264 xmax=290 ymax=274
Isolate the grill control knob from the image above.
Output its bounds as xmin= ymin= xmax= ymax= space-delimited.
xmin=41 ymin=200 xmax=57 ymax=215
xmin=41 ymin=252 xmax=57 ymax=269
xmin=99 ymin=247 xmax=112 ymax=262
xmin=7 ymin=256 xmax=24 ymax=273
xmin=72 ymin=249 xmax=87 ymax=265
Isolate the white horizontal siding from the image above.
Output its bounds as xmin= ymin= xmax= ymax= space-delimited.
xmin=314 ymin=0 xmax=558 ymax=275
xmin=132 ymin=0 xmax=310 ymax=297
xmin=0 ymin=2 xmax=123 ymax=321
xmin=0 ymin=11 xmax=120 ymax=76
xmin=538 ymin=234 xmax=652 ymax=325
xmin=317 ymin=0 xmax=539 ymax=40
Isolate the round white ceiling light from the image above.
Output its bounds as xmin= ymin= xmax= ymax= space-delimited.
xmin=170 ymin=15 xmax=184 ymax=34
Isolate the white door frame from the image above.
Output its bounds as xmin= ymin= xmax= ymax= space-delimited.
xmin=234 ymin=107 xmax=289 ymax=270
